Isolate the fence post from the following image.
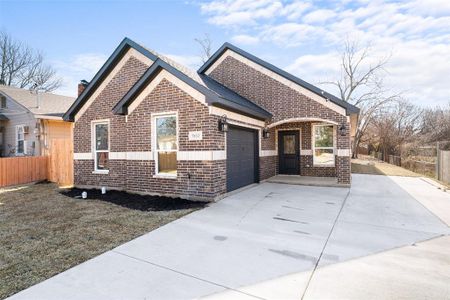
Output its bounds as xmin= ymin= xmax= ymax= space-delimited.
xmin=436 ymin=141 xmax=440 ymax=180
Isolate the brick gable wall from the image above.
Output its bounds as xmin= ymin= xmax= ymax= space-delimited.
xmin=73 ymin=58 xmax=227 ymax=200
xmin=208 ymin=55 xmax=351 ymax=184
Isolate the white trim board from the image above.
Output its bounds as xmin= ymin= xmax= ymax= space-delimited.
xmin=269 ymin=117 xmax=338 ymax=128
xmin=205 ymin=49 xmax=346 ymax=116
xmin=74 ymin=48 xmax=153 ymax=121
xmin=209 ymin=106 xmax=265 ymax=128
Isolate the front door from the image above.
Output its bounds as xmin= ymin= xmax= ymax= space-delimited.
xmin=278 ymin=131 xmax=300 ymax=175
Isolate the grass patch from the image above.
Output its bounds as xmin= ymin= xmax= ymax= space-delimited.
xmin=0 ymin=183 xmax=205 ymax=299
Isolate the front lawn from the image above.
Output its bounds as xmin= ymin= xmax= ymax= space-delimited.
xmin=0 ymin=183 xmax=206 ymax=299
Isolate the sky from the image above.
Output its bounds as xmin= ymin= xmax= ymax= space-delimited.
xmin=1 ymin=0 xmax=449 ymax=107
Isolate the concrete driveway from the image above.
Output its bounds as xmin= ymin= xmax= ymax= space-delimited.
xmin=9 ymin=174 xmax=450 ymax=300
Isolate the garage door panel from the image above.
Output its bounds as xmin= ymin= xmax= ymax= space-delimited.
xmin=226 ymin=126 xmax=258 ymax=192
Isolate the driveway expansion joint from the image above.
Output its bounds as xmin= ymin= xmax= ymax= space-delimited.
xmin=111 ymin=250 xmax=265 ymax=300
xmin=301 ymin=188 xmax=351 ymax=300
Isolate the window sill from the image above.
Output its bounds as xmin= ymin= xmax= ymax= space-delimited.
xmin=153 ymin=174 xmax=177 ymax=179
xmin=92 ymin=170 xmax=109 ymax=175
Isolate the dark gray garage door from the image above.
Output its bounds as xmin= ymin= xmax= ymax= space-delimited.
xmin=226 ymin=126 xmax=258 ymax=192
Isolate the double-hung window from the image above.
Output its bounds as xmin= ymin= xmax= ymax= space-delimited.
xmin=16 ymin=125 xmax=25 ymax=154
xmin=0 ymin=96 xmax=6 ymax=109
xmin=313 ymin=124 xmax=335 ymax=166
xmin=93 ymin=120 xmax=109 ymax=172
xmin=154 ymin=113 xmax=177 ymax=176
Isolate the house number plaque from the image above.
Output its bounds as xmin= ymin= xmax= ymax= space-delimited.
xmin=188 ymin=131 xmax=203 ymax=141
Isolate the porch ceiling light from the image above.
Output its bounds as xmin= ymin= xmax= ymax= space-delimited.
xmin=218 ymin=115 xmax=228 ymax=132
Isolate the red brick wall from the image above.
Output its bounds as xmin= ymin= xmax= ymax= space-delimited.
xmin=208 ymin=56 xmax=351 ymax=184
xmin=73 ymin=57 xmax=227 ymax=200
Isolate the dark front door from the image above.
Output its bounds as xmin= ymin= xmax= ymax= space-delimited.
xmin=278 ymin=131 xmax=300 ymax=175
xmin=226 ymin=126 xmax=258 ymax=192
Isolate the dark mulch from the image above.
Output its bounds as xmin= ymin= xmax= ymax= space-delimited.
xmin=60 ymin=188 xmax=208 ymax=211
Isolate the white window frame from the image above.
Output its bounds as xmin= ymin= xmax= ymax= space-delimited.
xmin=91 ymin=119 xmax=110 ymax=174
xmin=152 ymin=112 xmax=178 ymax=178
xmin=312 ymin=124 xmax=335 ymax=167
xmin=0 ymin=95 xmax=6 ymax=109
xmin=15 ymin=125 xmax=26 ymax=155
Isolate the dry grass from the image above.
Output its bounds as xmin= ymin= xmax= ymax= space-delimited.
xmin=351 ymin=158 xmax=421 ymax=177
xmin=0 ymin=183 xmax=199 ymax=299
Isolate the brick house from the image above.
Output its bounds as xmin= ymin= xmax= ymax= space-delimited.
xmin=64 ymin=38 xmax=359 ymax=201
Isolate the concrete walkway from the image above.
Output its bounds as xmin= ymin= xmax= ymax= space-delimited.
xmin=8 ymin=174 xmax=450 ymax=300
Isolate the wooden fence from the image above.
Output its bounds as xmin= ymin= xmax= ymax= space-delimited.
xmin=47 ymin=139 xmax=74 ymax=187
xmin=0 ymin=138 xmax=74 ymax=188
xmin=437 ymin=150 xmax=450 ymax=184
xmin=0 ymin=156 xmax=48 ymax=187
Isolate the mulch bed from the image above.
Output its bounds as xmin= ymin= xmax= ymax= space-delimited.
xmin=60 ymin=188 xmax=208 ymax=211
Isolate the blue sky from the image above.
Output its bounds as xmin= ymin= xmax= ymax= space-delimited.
xmin=1 ymin=0 xmax=449 ymax=107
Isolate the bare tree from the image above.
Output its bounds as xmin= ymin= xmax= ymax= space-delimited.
xmin=321 ymin=39 xmax=399 ymax=158
xmin=419 ymin=102 xmax=450 ymax=143
xmin=0 ymin=30 xmax=61 ymax=92
xmin=370 ymin=100 xmax=422 ymax=157
xmin=195 ymin=33 xmax=213 ymax=64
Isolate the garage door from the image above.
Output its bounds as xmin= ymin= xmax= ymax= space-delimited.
xmin=226 ymin=126 xmax=258 ymax=192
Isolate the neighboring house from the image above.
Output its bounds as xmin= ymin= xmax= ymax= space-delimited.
xmin=0 ymin=85 xmax=75 ymax=157
xmin=64 ymin=38 xmax=359 ymax=201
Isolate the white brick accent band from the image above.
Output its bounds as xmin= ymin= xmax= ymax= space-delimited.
xmin=337 ymin=149 xmax=351 ymax=157
xmin=109 ymin=152 xmax=127 ymax=160
xmin=177 ymin=151 xmax=226 ymax=161
xmin=301 ymin=149 xmax=313 ymax=155
xmin=74 ymin=153 xmax=92 ymax=160
xmin=74 ymin=151 xmax=226 ymax=161
xmin=260 ymin=150 xmax=277 ymax=157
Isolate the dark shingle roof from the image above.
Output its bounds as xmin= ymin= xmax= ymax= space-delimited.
xmin=64 ymin=38 xmax=271 ymax=121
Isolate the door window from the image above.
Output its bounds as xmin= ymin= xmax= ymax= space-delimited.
xmin=283 ymin=135 xmax=296 ymax=154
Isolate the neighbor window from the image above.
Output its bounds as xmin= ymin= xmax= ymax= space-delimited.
xmin=16 ymin=125 xmax=25 ymax=154
xmin=93 ymin=121 xmax=109 ymax=172
xmin=313 ymin=125 xmax=335 ymax=166
xmin=154 ymin=114 xmax=177 ymax=176
xmin=0 ymin=96 xmax=6 ymax=109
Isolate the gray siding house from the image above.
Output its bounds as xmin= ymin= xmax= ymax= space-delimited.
xmin=0 ymin=85 xmax=75 ymax=157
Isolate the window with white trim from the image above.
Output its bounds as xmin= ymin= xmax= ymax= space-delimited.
xmin=0 ymin=96 xmax=6 ymax=109
xmin=154 ymin=114 xmax=177 ymax=176
xmin=313 ymin=124 xmax=335 ymax=166
xmin=16 ymin=125 xmax=25 ymax=154
xmin=93 ymin=121 xmax=109 ymax=172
